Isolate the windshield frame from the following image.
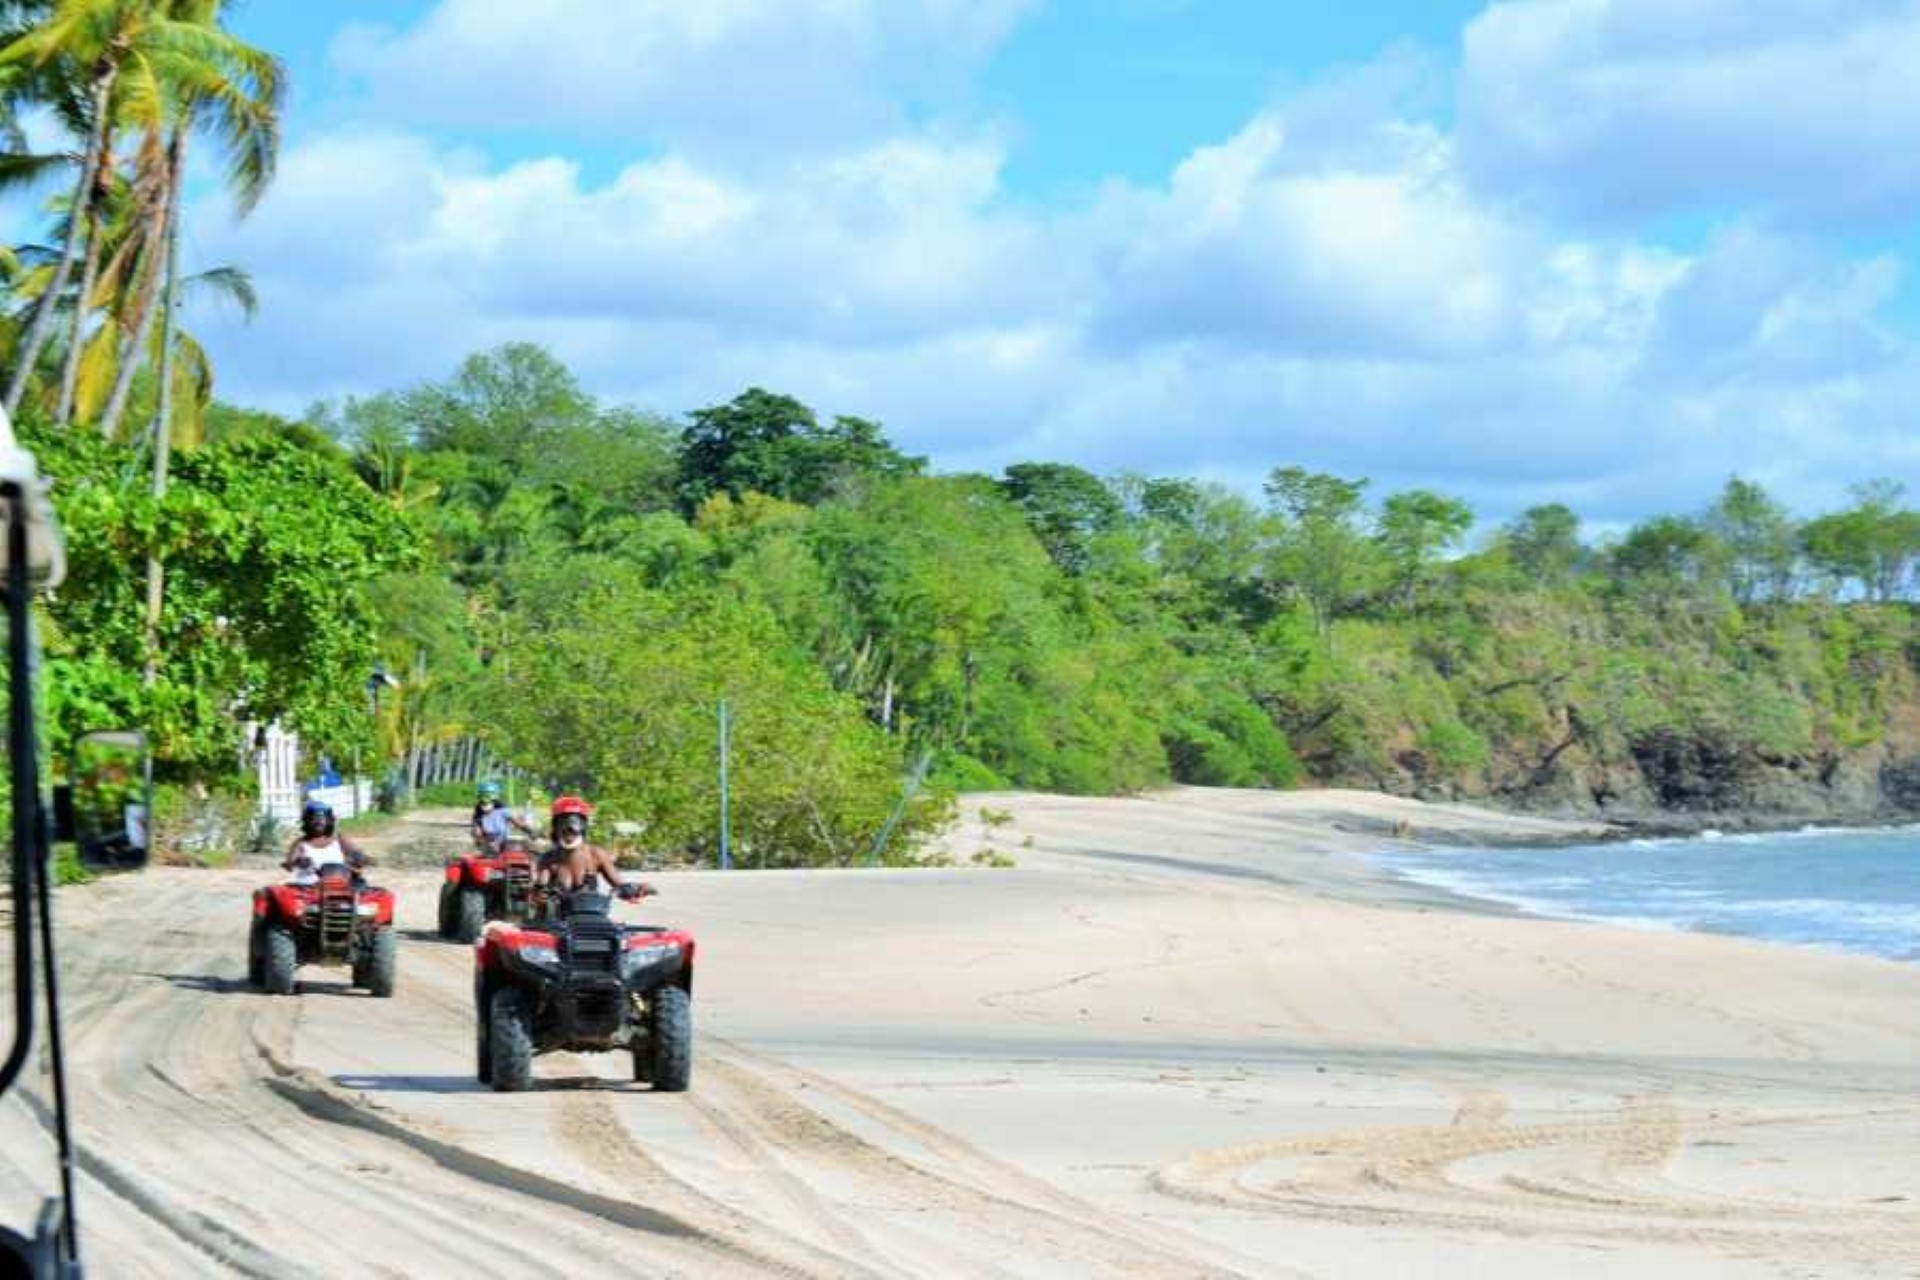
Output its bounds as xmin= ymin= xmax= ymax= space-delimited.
xmin=0 ymin=480 xmax=32 ymax=1096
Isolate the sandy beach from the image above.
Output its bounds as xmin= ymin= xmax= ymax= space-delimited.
xmin=24 ymin=787 xmax=1920 ymax=1277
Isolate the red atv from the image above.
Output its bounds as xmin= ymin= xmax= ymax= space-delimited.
xmin=248 ymin=866 xmax=398 ymax=996
xmin=439 ymin=836 xmax=538 ymax=942
xmin=474 ymin=887 xmax=694 ymax=1093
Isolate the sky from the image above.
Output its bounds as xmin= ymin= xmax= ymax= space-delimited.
xmin=91 ymin=0 xmax=1920 ymax=523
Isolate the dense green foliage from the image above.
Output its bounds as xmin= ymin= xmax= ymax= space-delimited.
xmin=7 ymin=7 xmax=1913 ymax=867
xmin=25 ymin=338 xmax=1920 ymax=864
xmin=29 ymin=415 xmax=421 ymax=774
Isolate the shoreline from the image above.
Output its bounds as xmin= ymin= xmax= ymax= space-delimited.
xmin=1513 ymin=804 xmax=1920 ymax=841
xmin=1368 ymin=822 xmax=1920 ymax=968
xmin=948 ymin=785 xmax=1920 ymax=968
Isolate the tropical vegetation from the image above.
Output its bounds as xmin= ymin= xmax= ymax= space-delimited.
xmin=6 ymin=5 xmax=1920 ymax=866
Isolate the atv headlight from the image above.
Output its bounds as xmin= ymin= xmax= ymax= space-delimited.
xmin=621 ymin=942 xmax=678 ymax=976
xmin=516 ymin=942 xmax=559 ymax=967
xmin=355 ymin=902 xmax=379 ymax=917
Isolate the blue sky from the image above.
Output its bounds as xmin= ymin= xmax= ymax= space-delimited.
xmin=135 ymin=1 xmax=1920 ymax=524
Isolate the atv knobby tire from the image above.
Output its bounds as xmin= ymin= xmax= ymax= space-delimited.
xmin=436 ymin=883 xmax=458 ymax=939
xmin=648 ymin=986 xmax=692 ymax=1093
xmin=358 ymin=927 xmax=397 ymax=997
xmin=488 ymin=987 xmax=535 ymax=1092
xmin=264 ymin=927 xmax=298 ymax=996
xmin=247 ymin=921 xmax=265 ymax=987
xmin=476 ymin=1002 xmax=493 ymax=1085
xmin=454 ymin=888 xmax=486 ymax=944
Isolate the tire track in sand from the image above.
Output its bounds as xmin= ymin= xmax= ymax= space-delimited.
xmin=1149 ymin=1089 xmax=1920 ymax=1265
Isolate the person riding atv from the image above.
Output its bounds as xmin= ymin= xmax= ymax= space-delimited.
xmin=470 ymin=780 xmax=537 ymax=855
xmin=284 ymin=800 xmax=371 ymax=885
xmin=536 ymin=795 xmax=656 ymax=903
xmin=475 ymin=795 xmax=690 ymax=1092
xmin=253 ymin=799 xmax=396 ymax=996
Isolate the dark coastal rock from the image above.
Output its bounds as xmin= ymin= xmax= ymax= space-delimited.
xmin=1880 ymin=757 xmax=1920 ymax=811
xmin=1360 ymin=726 xmax=1920 ymax=829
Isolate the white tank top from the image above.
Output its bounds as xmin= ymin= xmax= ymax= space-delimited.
xmin=288 ymin=838 xmax=350 ymax=885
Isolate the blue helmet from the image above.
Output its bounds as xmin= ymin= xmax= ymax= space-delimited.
xmin=301 ymin=800 xmax=335 ymax=837
xmin=477 ymin=780 xmax=503 ymax=804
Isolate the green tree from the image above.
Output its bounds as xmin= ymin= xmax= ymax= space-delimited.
xmin=1705 ymin=477 xmax=1797 ymax=604
xmin=366 ymin=572 xmax=480 ymax=786
xmin=1504 ymin=503 xmax=1584 ymax=586
xmin=1375 ymin=489 xmax=1473 ymax=611
xmin=2 ymin=0 xmax=278 ymax=426
xmin=1802 ymin=482 xmax=1920 ymax=601
xmin=58 ymin=0 xmax=281 ymax=682
xmin=29 ymin=421 xmax=422 ymax=773
xmin=490 ymin=560 xmax=940 ymax=865
xmin=407 ymin=342 xmax=598 ymax=462
xmin=1608 ymin=515 xmax=1718 ymax=608
xmin=998 ymin=462 xmax=1121 ymax=575
xmin=677 ymin=387 xmax=921 ymax=511
xmin=1 ymin=0 xmax=126 ymax=415
xmin=1264 ymin=467 xmax=1373 ymax=642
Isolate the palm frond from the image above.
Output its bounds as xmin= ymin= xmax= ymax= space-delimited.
xmin=72 ymin=311 xmax=114 ymax=422
xmin=0 ymin=148 xmax=67 ymax=195
xmin=183 ymin=262 xmax=252 ymax=317
xmin=169 ymin=325 xmax=211 ymax=449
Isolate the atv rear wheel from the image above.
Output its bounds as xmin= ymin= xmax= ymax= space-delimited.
xmin=648 ymin=986 xmax=692 ymax=1093
xmin=359 ymin=927 xmax=397 ymax=997
xmin=454 ymin=888 xmax=486 ymax=943
xmin=436 ymin=883 xmax=458 ymax=939
xmin=488 ymin=987 xmax=534 ymax=1092
xmin=264 ymin=927 xmax=298 ymax=996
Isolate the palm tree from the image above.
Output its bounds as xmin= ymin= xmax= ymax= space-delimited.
xmin=135 ymin=0 xmax=280 ymax=678
xmin=0 ymin=0 xmax=277 ymax=427
xmin=0 ymin=0 xmax=135 ymax=416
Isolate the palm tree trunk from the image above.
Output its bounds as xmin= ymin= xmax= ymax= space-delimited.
xmin=99 ymin=155 xmax=174 ymax=438
xmin=5 ymin=62 xmax=116 ymax=417
xmin=56 ymin=176 xmax=108 ymax=425
xmin=142 ymin=129 xmax=188 ymax=686
xmin=97 ymin=231 xmax=164 ymax=441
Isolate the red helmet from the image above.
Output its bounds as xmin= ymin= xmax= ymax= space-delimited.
xmin=551 ymin=795 xmax=592 ymax=843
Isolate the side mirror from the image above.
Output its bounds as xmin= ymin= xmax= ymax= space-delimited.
xmin=72 ymin=729 xmax=152 ymax=872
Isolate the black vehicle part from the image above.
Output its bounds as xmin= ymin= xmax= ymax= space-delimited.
xmin=265 ymin=928 xmax=297 ymax=996
xmin=455 ymin=888 xmax=485 ymax=943
xmin=316 ymin=878 xmax=356 ymax=954
xmin=498 ymin=860 xmax=533 ymax=916
xmin=649 ymin=986 xmax=692 ymax=1092
xmin=247 ymin=921 xmax=265 ymax=986
xmin=358 ymin=928 xmax=397 ymax=997
xmin=488 ymin=987 xmax=534 ymax=1092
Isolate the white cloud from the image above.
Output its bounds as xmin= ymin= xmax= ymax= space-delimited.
xmin=181 ymin=25 xmax=1920 ymax=529
xmin=1089 ymin=114 xmax=1527 ymax=357
xmin=332 ymin=0 xmax=1034 ymax=157
xmin=1460 ymin=0 xmax=1920 ymax=224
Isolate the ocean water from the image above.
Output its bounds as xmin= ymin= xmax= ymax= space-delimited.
xmin=1372 ymin=826 xmax=1920 ymax=962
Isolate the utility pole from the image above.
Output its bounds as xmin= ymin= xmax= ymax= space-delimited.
xmin=865 ymin=748 xmax=934 ymax=867
xmin=717 ymin=697 xmax=732 ymax=871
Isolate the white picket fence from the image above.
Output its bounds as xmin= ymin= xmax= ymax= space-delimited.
xmin=248 ymin=720 xmax=494 ymax=822
xmin=247 ymin=721 xmax=372 ymax=822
